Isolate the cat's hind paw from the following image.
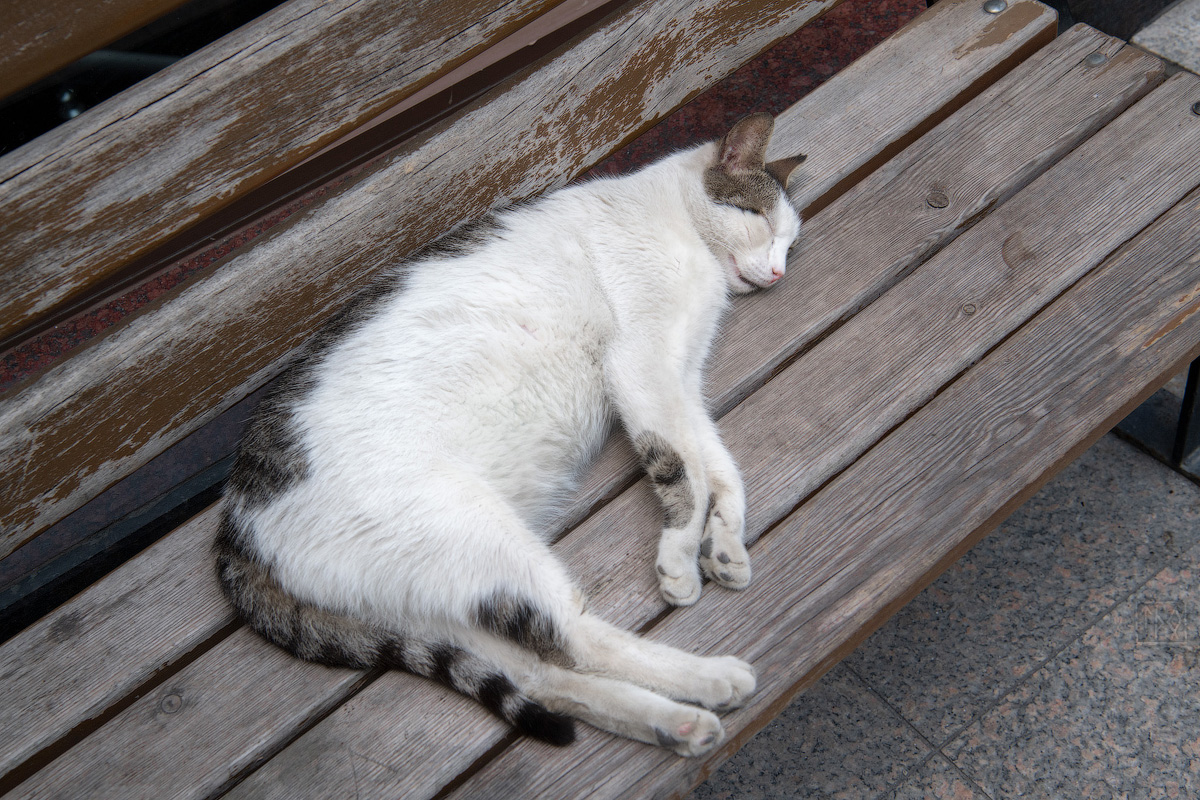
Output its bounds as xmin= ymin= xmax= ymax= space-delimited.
xmin=654 ymin=709 xmax=725 ymax=757
xmin=689 ymin=655 xmax=756 ymax=711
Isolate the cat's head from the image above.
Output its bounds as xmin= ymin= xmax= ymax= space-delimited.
xmin=702 ymin=113 xmax=804 ymax=294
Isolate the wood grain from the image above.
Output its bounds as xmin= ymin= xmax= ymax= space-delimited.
xmin=0 ymin=0 xmax=191 ymax=97
xmin=0 ymin=0 xmax=567 ymax=344
xmin=446 ymin=80 xmax=1200 ymax=800
xmin=0 ymin=0 xmax=848 ymax=557
xmin=0 ymin=3 xmax=1071 ymax=795
xmin=771 ymin=0 xmax=1057 ymax=219
xmin=228 ymin=30 xmax=1181 ymax=800
xmin=0 ymin=505 xmax=230 ymax=780
xmin=10 ymin=628 xmax=370 ymax=800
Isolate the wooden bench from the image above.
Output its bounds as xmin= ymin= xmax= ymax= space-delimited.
xmin=4 ymin=0 xmax=1200 ymax=796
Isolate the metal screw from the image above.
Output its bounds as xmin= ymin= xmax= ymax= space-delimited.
xmin=1192 ymin=101 xmax=1200 ymax=116
xmin=160 ymin=693 xmax=183 ymax=714
xmin=1084 ymin=52 xmax=1108 ymax=67
xmin=962 ymin=303 xmax=978 ymax=316
xmin=983 ymin=0 xmax=1007 ymax=14
xmin=927 ymin=190 xmax=949 ymax=209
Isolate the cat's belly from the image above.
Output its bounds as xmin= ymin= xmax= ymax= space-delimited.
xmin=301 ymin=299 xmax=614 ymax=528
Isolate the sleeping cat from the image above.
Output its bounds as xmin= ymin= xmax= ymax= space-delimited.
xmin=215 ymin=113 xmax=804 ymax=757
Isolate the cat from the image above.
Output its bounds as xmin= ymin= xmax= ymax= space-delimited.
xmin=215 ymin=112 xmax=804 ymax=757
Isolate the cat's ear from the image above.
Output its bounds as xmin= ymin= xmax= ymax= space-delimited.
xmin=718 ymin=113 xmax=775 ymax=173
xmin=765 ymin=154 xmax=807 ymax=187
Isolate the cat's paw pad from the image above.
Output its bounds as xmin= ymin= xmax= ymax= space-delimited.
xmin=656 ymin=563 xmax=702 ymax=606
xmin=699 ymin=535 xmax=752 ymax=590
xmin=654 ymin=709 xmax=725 ymax=757
xmin=691 ymin=655 xmax=757 ymax=711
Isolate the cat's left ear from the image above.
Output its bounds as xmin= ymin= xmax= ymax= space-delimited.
xmin=766 ymin=154 xmax=807 ymax=188
xmin=718 ymin=112 xmax=775 ymax=173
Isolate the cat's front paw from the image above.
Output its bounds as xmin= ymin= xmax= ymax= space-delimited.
xmin=699 ymin=500 xmax=751 ymax=590
xmin=656 ymin=558 xmax=702 ymax=606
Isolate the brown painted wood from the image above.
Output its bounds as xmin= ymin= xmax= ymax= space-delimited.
xmin=0 ymin=4 xmax=1071 ymax=795
xmin=0 ymin=505 xmax=230 ymax=782
xmin=229 ymin=30 xmax=1177 ymax=800
xmin=446 ymin=74 xmax=1200 ymax=800
xmin=0 ymin=0 xmax=848 ymax=558
xmin=0 ymin=0 xmax=191 ymax=98
xmin=0 ymin=0 xmax=569 ymax=345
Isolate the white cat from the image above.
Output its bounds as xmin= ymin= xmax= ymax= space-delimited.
xmin=216 ymin=113 xmax=804 ymax=756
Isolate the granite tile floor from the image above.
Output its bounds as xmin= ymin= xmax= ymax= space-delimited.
xmin=693 ymin=432 xmax=1200 ymax=799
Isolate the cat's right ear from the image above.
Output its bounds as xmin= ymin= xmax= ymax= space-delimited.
xmin=718 ymin=113 xmax=775 ymax=174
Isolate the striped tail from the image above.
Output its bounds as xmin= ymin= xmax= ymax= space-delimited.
xmin=214 ymin=513 xmax=575 ymax=746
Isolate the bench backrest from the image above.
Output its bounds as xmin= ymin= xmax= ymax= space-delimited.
xmin=0 ymin=0 xmax=855 ymax=562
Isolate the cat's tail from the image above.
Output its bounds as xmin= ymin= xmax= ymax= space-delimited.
xmin=213 ymin=512 xmax=575 ymax=746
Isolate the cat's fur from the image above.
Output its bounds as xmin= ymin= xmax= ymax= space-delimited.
xmin=215 ymin=113 xmax=804 ymax=756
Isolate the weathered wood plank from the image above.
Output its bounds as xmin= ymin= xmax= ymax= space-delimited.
xmin=0 ymin=0 xmax=190 ymax=98
xmin=0 ymin=4 xmax=1073 ymax=795
xmin=226 ymin=29 xmax=1174 ymax=800
xmin=0 ymin=505 xmax=229 ymax=781
xmin=9 ymin=629 xmax=371 ymax=800
xmin=0 ymin=0 xmax=852 ymax=557
xmin=771 ymin=0 xmax=1057 ymax=219
xmin=446 ymin=75 xmax=1200 ymax=800
xmin=0 ymin=0 xmax=569 ymax=344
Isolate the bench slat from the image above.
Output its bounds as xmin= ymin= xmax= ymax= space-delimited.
xmin=0 ymin=506 xmax=229 ymax=781
xmin=0 ymin=0 xmax=567 ymax=345
xmin=0 ymin=0 xmax=190 ymax=98
xmin=0 ymin=0 xmax=848 ymax=559
xmin=774 ymin=0 xmax=1057 ymax=219
xmin=444 ymin=70 xmax=1200 ymax=800
xmin=0 ymin=12 xmax=1133 ymax=797
xmin=226 ymin=26 xmax=1168 ymax=800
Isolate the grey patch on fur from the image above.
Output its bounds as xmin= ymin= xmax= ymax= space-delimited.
xmin=703 ymin=167 xmax=780 ymax=216
xmin=654 ymin=726 xmax=682 ymax=748
xmin=717 ymin=552 xmax=731 ymax=564
xmin=225 ymin=271 xmax=407 ymax=510
xmin=214 ymin=513 xmax=389 ymax=668
xmin=476 ymin=590 xmax=574 ymax=668
xmin=719 ymin=571 xmax=733 ymax=582
xmin=700 ymin=537 xmax=714 ymax=558
xmin=656 ymin=564 xmax=667 ymax=575
xmin=634 ymin=432 xmax=695 ymax=530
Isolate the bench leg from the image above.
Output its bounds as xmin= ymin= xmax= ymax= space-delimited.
xmin=1172 ymin=358 xmax=1200 ymax=468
